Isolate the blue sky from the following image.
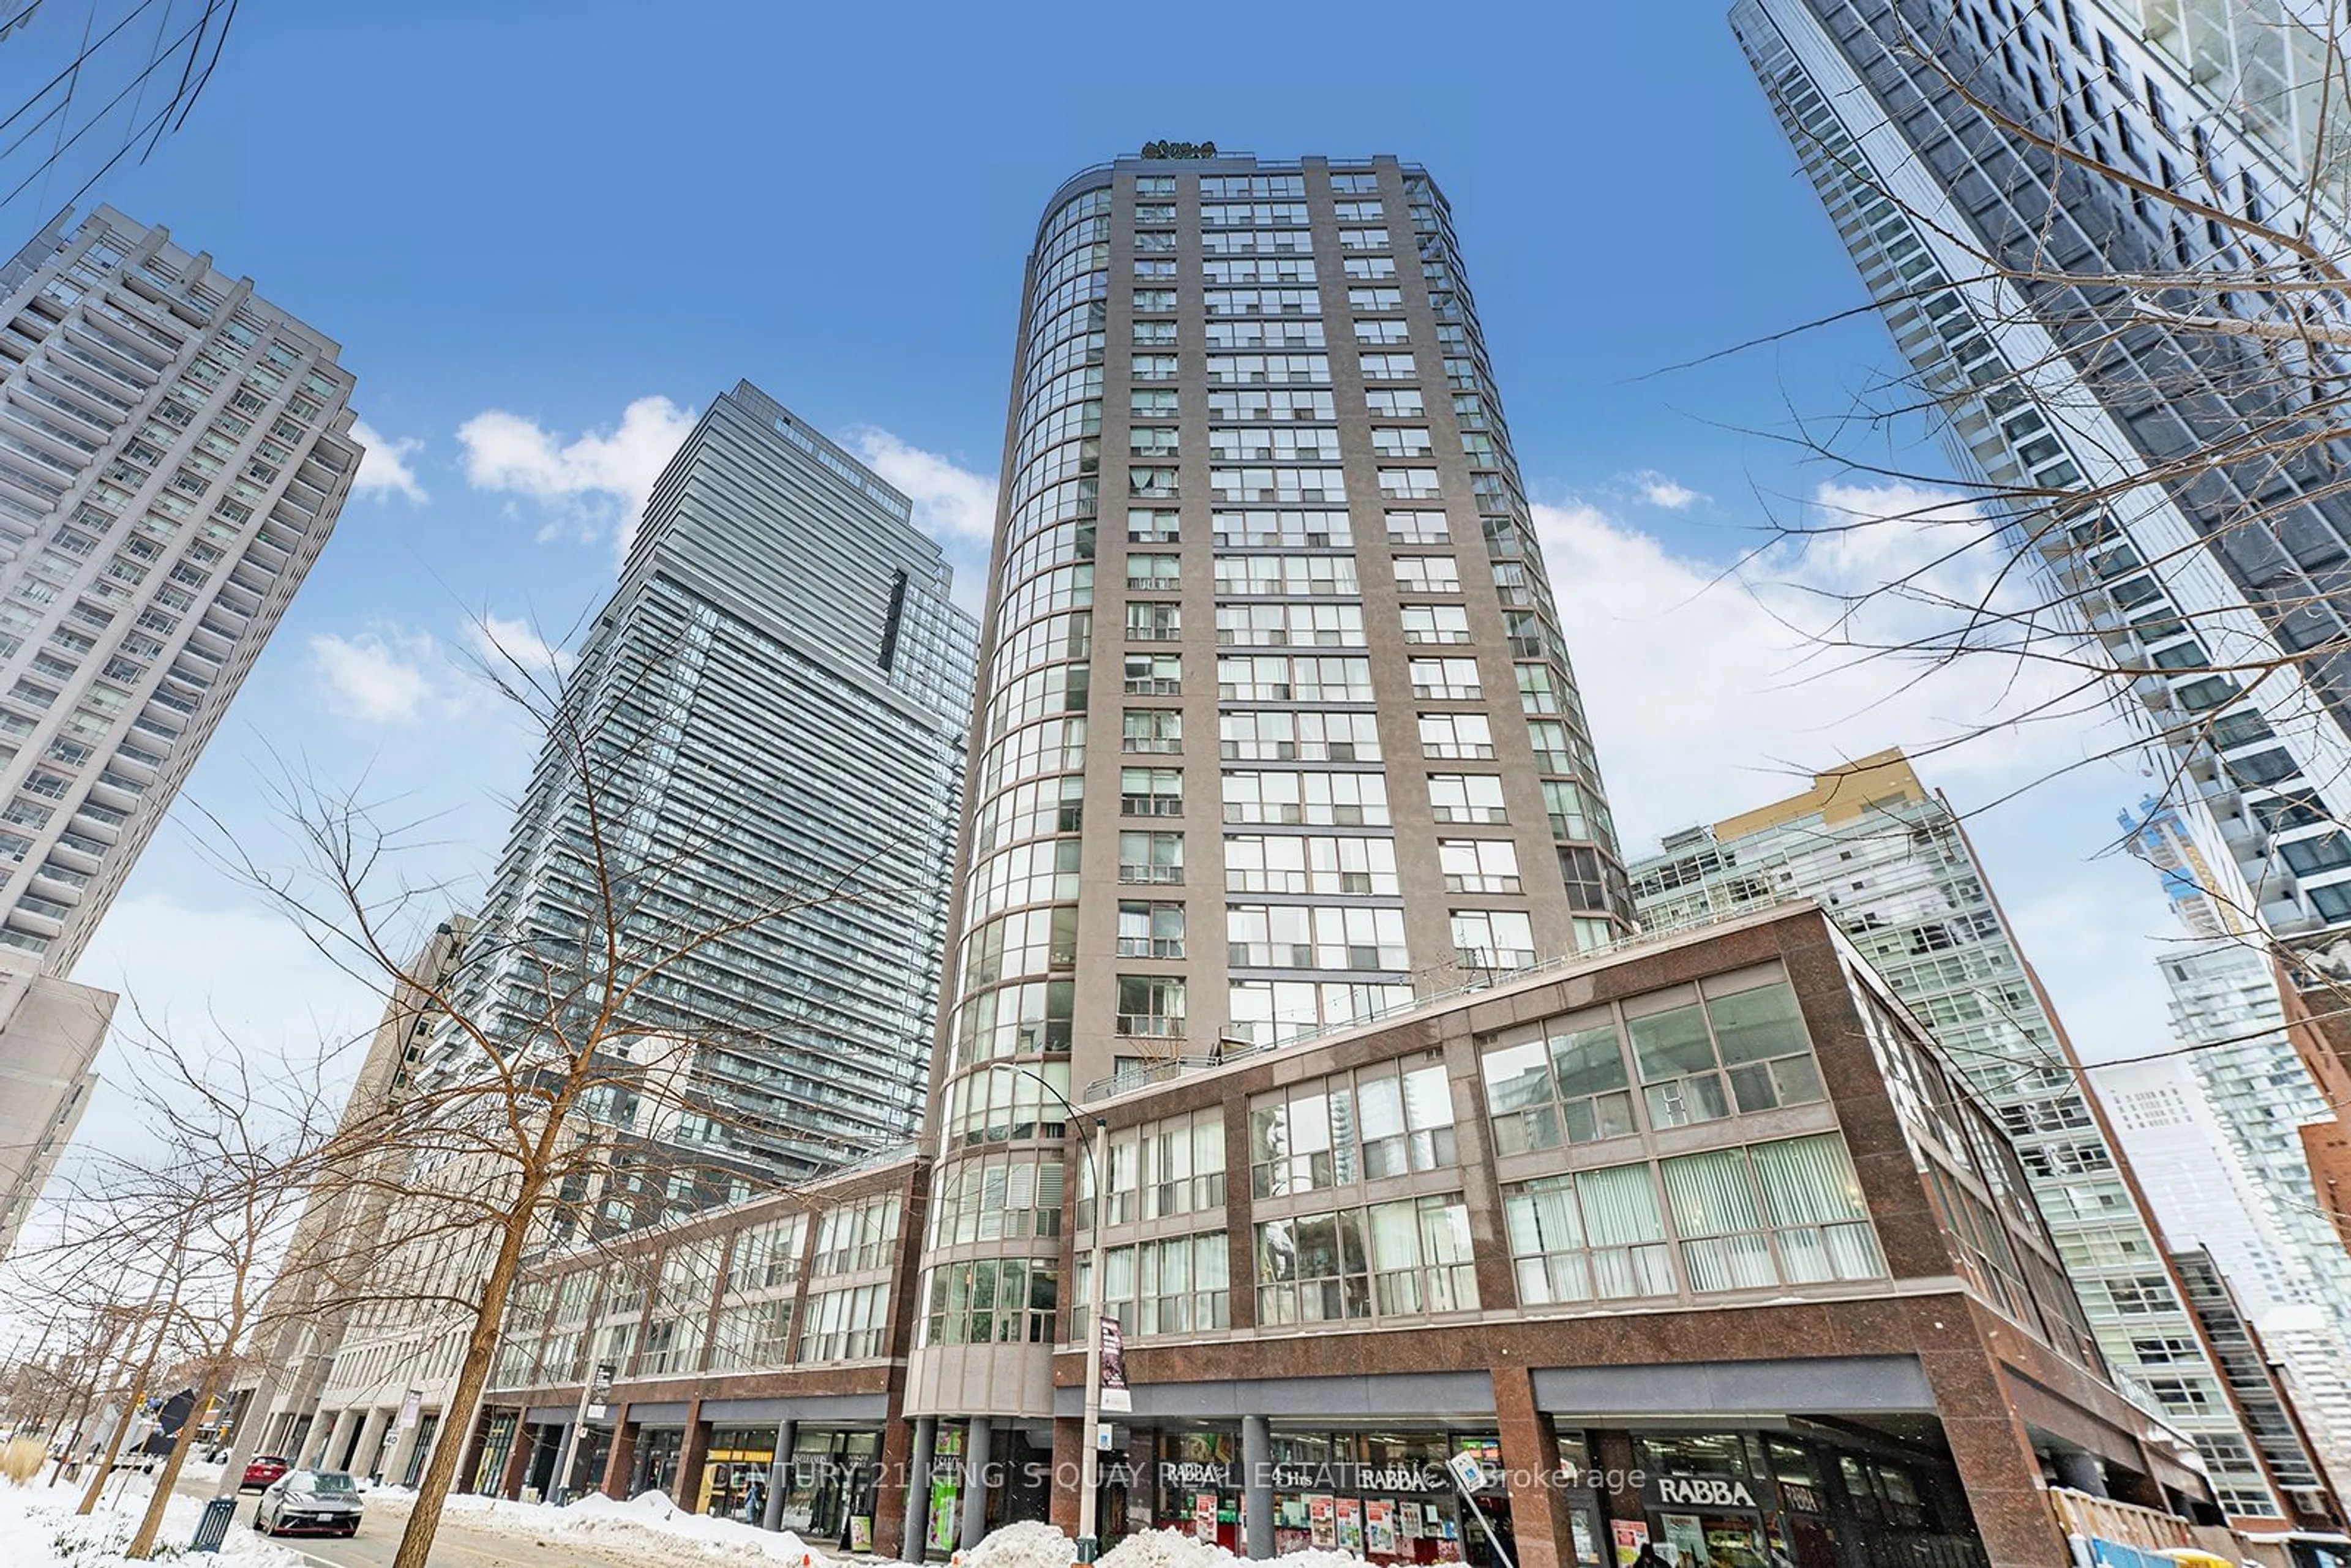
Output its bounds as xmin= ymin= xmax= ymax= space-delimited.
xmin=7 ymin=1 xmax=2190 ymax=1144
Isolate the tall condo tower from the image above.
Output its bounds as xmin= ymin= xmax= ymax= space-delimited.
xmin=1728 ymin=0 xmax=2351 ymax=942
xmin=910 ymin=149 xmax=1629 ymax=1444
xmin=0 ymin=207 xmax=359 ymax=1249
xmin=0 ymin=208 xmax=358 ymax=967
xmin=433 ymin=381 xmax=977 ymax=1201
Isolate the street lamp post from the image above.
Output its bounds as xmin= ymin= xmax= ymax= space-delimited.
xmin=982 ymin=1063 xmax=1108 ymax=1562
xmin=1074 ymin=1109 xmax=1108 ymax=1565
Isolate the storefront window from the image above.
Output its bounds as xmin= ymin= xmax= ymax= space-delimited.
xmin=697 ymin=1427 xmax=776 ymax=1521
xmin=1155 ymin=1430 xmax=1240 ymax=1547
xmin=781 ymin=1430 xmax=882 ymax=1545
xmin=636 ymin=1428 xmax=684 ymax=1499
xmin=1640 ymin=1435 xmax=1773 ymax=1568
xmin=1248 ymin=1429 xmax=1500 ymax=1565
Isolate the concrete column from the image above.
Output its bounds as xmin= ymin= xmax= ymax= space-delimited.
xmin=763 ymin=1419 xmax=797 ymax=1531
xmin=599 ymin=1409 xmax=636 ymax=1499
xmin=351 ymin=1407 xmax=392 ymax=1481
xmin=1243 ymin=1415 xmax=1273 ymax=1561
xmin=674 ymin=1400 xmax=710 ymax=1512
xmin=321 ymin=1409 xmax=361 ymax=1473
xmin=380 ymin=1413 xmax=424 ymax=1493
xmin=2052 ymin=1450 xmax=2107 ymax=1499
xmin=498 ymin=1417 xmax=532 ymax=1501
xmin=1493 ymin=1367 xmax=1576 ymax=1568
xmin=959 ymin=1417 xmax=993 ymax=1549
xmin=299 ymin=1403 xmax=337 ymax=1467
xmin=901 ymin=1418 xmax=937 ymax=1562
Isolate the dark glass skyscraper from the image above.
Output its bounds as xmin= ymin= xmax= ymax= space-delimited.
xmin=1730 ymin=0 xmax=2351 ymax=948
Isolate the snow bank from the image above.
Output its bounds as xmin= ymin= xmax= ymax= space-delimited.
xmin=386 ymin=1490 xmax=1379 ymax=1568
xmin=0 ymin=1476 xmax=303 ymax=1568
xmin=958 ymin=1519 xmax=1079 ymax=1568
xmin=432 ymin=1485 xmax=843 ymax=1564
xmin=964 ymin=1521 xmax=1372 ymax=1568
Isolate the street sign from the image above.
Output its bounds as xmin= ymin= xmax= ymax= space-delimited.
xmin=583 ymin=1361 xmax=617 ymax=1421
xmin=395 ymin=1390 xmax=422 ymax=1431
xmin=1446 ymin=1451 xmax=1485 ymax=1493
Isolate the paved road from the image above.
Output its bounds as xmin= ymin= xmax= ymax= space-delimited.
xmin=175 ymin=1474 xmax=654 ymax=1568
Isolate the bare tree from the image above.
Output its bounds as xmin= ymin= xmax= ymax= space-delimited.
xmin=180 ymin=621 xmax=921 ymax=1568
xmin=0 ymin=1021 xmax=348 ymax=1556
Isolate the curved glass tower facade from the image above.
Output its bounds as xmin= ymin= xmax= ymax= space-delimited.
xmin=910 ymin=151 xmax=1630 ymax=1439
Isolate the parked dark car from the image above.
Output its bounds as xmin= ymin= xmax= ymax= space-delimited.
xmin=239 ymin=1454 xmax=290 ymax=1491
xmin=254 ymin=1469 xmax=362 ymax=1537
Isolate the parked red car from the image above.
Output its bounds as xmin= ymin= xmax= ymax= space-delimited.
xmin=240 ymin=1455 xmax=290 ymax=1491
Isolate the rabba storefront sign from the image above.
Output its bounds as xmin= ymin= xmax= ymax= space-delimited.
xmin=1654 ymin=1476 xmax=1758 ymax=1509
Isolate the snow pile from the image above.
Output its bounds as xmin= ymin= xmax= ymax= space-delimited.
xmin=1092 ymin=1526 xmax=1368 ymax=1568
xmin=1103 ymin=1527 xmax=1228 ymax=1568
xmin=958 ymin=1519 xmax=1082 ymax=1568
xmin=0 ymin=1476 xmax=304 ymax=1568
xmin=432 ymin=1485 xmax=843 ymax=1565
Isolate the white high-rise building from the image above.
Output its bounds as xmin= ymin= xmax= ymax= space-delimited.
xmin=0 ymin=206 xmax=360 ymax=1242
xmin=2095 ymin=797 xmax=2351 ymax=1495
xmin=2096 ymin=1054 xmax=2351 ymax=1495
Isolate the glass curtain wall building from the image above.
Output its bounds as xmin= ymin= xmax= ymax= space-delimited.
xmin=1727 ymin=0 xmax=2351 ymax=942
xmin=910 ymin=149 xmax=1630 ymax=1447
xmin=1630 ymin=751 xmax=2319 ymax=1524
xmin=431 ymin=381 xmax=977 ymax=1212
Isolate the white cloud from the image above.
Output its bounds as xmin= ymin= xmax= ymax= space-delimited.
xmin=312 ymin=612 xmax=574 ymax=724
xmin=846 ymin=429 xmax=1000 ymax=612
xmin=457 ymin=396 xmax=699 ymax=558
xmin=1628 ymin=469 xmax=1703 ymax=510
xmin=348 ymin=418 xmax=427 ymax=504
xmin=309 ymin=629 xmax=438 ymax=724
xmin=463 ymin=613 xmax=574 ymax=685
xmin=1535 ymin=482 xmax=2134 ymax=852
xmin=1539 ymin=482 xmax=2177 ymax=1064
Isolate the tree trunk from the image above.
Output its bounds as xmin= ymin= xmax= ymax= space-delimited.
xmin=125 ymin=1360 xmax=222 ymax=1558
xmin=388 ymin=1211 xmax=533 ymax=1568
xmin=75 ymin=1371 xmax=147 ymax=1517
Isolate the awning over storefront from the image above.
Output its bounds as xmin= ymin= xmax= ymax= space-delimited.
xmin=1529 ymin=1356 xmax=1935 ymax=1417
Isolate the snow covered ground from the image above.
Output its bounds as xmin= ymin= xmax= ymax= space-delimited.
xmin=0 ymin=1474 xmax=304 ymax=1568
xmin=0 ymin=1470 xmax=1395 ymax=1568
xmin=372 ymin=1491 xmax=1378 ymax=1568
xmin=417 ymin=1487 xmax=851 ymax=1566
